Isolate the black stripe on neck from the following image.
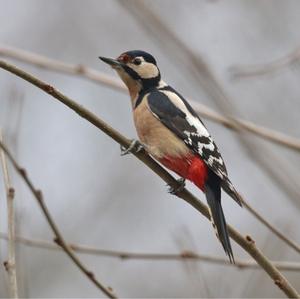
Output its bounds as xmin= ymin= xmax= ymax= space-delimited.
xmin=134 ymin=88 xmax=150 ymax=109
xmin=134 ymin=82 xmax=171 ymax=109
xmin=134 ymin=78 xmax=162 ymax=109
xmin=158 ymin=85 xmax=172 ymax=91
xmin=141 ymin=73 xmax=161 ymax=89
xmin=123 ymin=65 xmax=140 ymax=80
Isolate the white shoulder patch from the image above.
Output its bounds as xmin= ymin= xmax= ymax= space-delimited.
xmin=147 ymin=86 xmax=228 ymax=181
xmin=160 ymin=90 xmax=210 ymax=137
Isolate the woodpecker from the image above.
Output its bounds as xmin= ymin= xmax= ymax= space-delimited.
xmin=100 ymin=50 xmax=242 ymax=262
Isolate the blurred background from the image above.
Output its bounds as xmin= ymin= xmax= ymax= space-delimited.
xmin=0 ymin=0 xmax=300 ymax=297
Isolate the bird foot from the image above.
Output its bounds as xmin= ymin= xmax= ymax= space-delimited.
xmin=168 ymin=178 xmax=186 ymax=195
xmin=120 ymin=139 xmax=144 ymax=156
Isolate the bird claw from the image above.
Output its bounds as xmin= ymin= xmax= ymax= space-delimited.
xmin=120 ymin=139 xmax=144 ymax=156
xmin=168 ymin=178 xmax=186 ymax=195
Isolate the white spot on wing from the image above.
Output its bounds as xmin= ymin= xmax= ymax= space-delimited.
xmin=149 ymin=87 xmax=228 ymax=181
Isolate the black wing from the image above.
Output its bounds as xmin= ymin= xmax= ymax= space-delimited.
xmin=147 ymin=87 xmax=242 ymax=205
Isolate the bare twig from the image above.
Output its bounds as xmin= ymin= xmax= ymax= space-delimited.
xmin=0 ymin=45 xmax=124 ymax=92
xmin=0 ymin=130 xmax=19 ymax=298
xmin=0 ymin=232 xmax=299 ymax=272
xmin=0 ymin=60 xmax=298 ymax=298
xmin=191 ymin=102 xmax=300 ymax=153
xmin=241 ymin=198 xmax=300 ymax=254
xmin=229 ymin=46 xmax=300 ymax=79
xmin=1 ymin=45 xmax=300 ymax=153
xmin=0 ymin=142 xmax=116 ymax=298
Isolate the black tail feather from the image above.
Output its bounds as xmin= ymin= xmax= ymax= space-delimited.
xmin=221 ymin=179 xmax=243 ymax=207
xmin=205 ymin=174 xmax=234 ymax=263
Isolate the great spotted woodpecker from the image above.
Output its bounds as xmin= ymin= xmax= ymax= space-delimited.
xmin=100 ymin=50 xmax=242 ymax=262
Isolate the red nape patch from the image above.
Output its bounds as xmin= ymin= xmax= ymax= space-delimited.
xmin=117 ymin=53 xmax=132 ymax=64
xmin=159 ymin=155 xmax=208 ymax=191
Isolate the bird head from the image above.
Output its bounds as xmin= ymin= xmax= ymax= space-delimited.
xmin=99 ymin=50 xmax=161 ymax=97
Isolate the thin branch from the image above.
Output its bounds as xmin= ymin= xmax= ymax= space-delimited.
xmin=0 ymin=142 xmax=117 ymax=298
xmin=241 ymin=198 xmax=300 ymax=254
xmin=191 ymin=102 xmax=300 ymax=154
xmin=1 ymin=45 xmax=300 ymax=153
xmin=0 ymin=232 xmax=299 ymax=272
xmin=229 ymin=46 xmax=300 ymax=79
xmin=0 ymin=130 xmax=19 ymax=298
xmin=193 ymin=107 xmax=300 ymax=215
xmin=0 ymin=45 xmax=124 ymax=92
xmin=0 ymin=60 xmax=298 ymax=298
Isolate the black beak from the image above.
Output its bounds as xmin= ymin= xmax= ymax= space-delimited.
xmin=99 ymin=56 xmax=122 ymax=68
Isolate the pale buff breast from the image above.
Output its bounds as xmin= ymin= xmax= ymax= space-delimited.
xmin=133 ymin=97 xmax=190 ymax=159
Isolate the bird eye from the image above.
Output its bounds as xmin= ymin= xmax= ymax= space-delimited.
xmin=133 ymin=58 xmax=142 ymax=65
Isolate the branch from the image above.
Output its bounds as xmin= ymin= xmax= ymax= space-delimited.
xmin=0 ymin=232 xmax=299 ymax=272
xmin=0 ymin=142 xmax=116 ymax=298
xmin=0 ymin=45 xmax=124 ymax=92
xmin=0 ymin=130 xmax=19 ymax=298
xmin=191 ymin=102 xmax=300 ymax=154
xmin=0 ymin=60 xmax=298 ymax=298
xmin=1 ymin=45 xmax=300 ymax=153
xmin=229 ymin=46 xmax=300 ymax=79
xmin=241 ymin=198 xmax=300 ymax=254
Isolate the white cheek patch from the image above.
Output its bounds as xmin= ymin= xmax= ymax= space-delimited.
xmin=130 ymin=60 xmax=159 ymax=79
